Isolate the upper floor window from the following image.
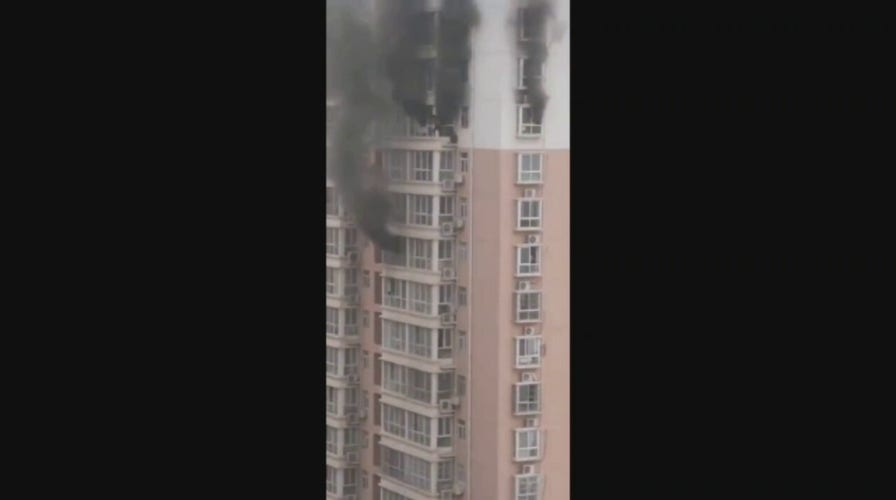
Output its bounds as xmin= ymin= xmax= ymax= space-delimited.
xmin=326 ymin=425 xmax=337 ymax=454
xmin=517 ymin=199 xmax=542 ymax=230
xmin=326 ymin=228 xmax=339 ymax=255
xmin=326 ymin=386 xmax=338 ymax=415
xmin=518 ymin=7 xmax=546 ymax=41
xmin=327 ymin=465 xmax=337 ymax=494
xmin=343 ymin=468 xmax=357 ymax=495
xmin=411 ymin=195 xmax=433 ymax=226
xmin=411 ymin=151 xmax=434 ymax=182
xmin=440 ymin=151 xmax=455 ymax=181
xmin=409 ymin=238 xmax=432 ymax=270
xmin=515 ymin=474 xmax=541 ymax=500
xmin=518 ymin=105 xmax=542 ymax=137
xmin=517 ymin=245 xmax=541 ymax=275
xmin=515 ymin=336 xmax=542 ymax=368
xmin=517 ymin=153 xmax=543 ymax=184
xmin=459 ymin=151 xmax=469 ymax=173
xmin=326 ymin=267 xmax=337 ymax=295
xmin=517 ymin=57 xmax=546 ymax=90
xmin=438 ymin=240 xmax=454 ymax=266
xmin=514 ymin=428 xmax=541 ymax=461
xmin=326 ymin=307 xmax=339 ymax=335
xmin=382 ymin=445 xmax=433 ymax=491
xmin=514 ymin=382 xmax=541 ymax=414
xmin=326 ymin=347 xmax=338 ymax=375
xmin=516 ymin=291 xmax=542 ymax=322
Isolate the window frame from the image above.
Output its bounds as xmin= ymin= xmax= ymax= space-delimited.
xmin=411 ymin=194 xmax=433 ymax=226
xmin=515 ymin=474 xmax=541 ymax=500
xmin=516 ymin=199 xmax=543 ymax=230
xmin=517 ymin=153 xmax=544 ymax=184
xmin=514 ymin=428 xmax=541 ymax=461
xmin=514 ymin=382 xmax=541 ymax=415
xmin=517 ymin=104 xmax=543 ymax=137
xmin=326 ymin=228 xmax=339 ymax=255
xmin=515 ymin=335 xmax=543 ymax=368
xmin=516 ymin=244 xmax=542 ymax=276
xmin=515 ymin=291 xmax=542 ymax=323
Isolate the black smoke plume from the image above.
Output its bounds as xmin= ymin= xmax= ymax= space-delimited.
xmin=518 ymin=1 xmax=554 ymax=123
xmin=327 ymin=3 xmax=401 ymax=252
xmin=380 ymin=0 xmax=479 ymax=138
xmin=327 ymin=0 xmax=479 ymax=251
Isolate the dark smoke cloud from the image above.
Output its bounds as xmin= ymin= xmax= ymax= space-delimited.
xmin=327 ymin=2 xmax=401 ymax=252
xmin=380 ymin=0 xmax=479 ymax=139
xmin=328 ymin=0 xmax=480 ymax=252
xmin=519 ymin=1 xmax=555 ymax=123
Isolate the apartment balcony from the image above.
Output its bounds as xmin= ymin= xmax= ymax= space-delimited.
xmin=326 ymin=283 xmax=360 ymax=309
xmin=379 ymin=480 xmax=435 ymax=500
xmin=326 ymin=446 xmax=361 ymax=469
xmin=326 ymin=247 xmax=360 ymax=270
xmin=379 ymin=444 xmax=458 ymax=499
xmin=380 ymin=116 xmax=452 ymax=150
xmin=385 ymin=215 xmax=464 ymax=243
xmin=326 ymin=403 xmax=361 ymax=428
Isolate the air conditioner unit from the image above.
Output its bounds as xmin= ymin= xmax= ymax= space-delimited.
xmin=453 ymin=482 xmax=466 ymax=495
xmin=440 ymin=312 xmax=456 ymax=325
xmin=346 ymin=451 xmax=360 ymax=463
xmin=439 ymin=399 xmax=455 ymax=412
xmin=525 ymin=417 xmax=540 ymax=428
xmin=454 ymin=218 xmax=465 ymax=229
xmin=526 ymin=234 xmax=541 ymax=244
xmin=523 ymin=188 xmax=538 ymax=198
xmin=439 ymin=490 xmax=453 ymax=500
xmin=441 ymin=179 xmax=456 ymax=191
xmin=517 ymin=281 xmax=532 ymax=291
xmin=522 ymin=373 xmax=538 ymax=382
xmin=523 ymin=327 xmax=537 ymax=336
xmin=441 ymin=267 xmax=456 ymax=280
xmin=346 ymin=251 xmax=359 ymax=264
xmin=522 ymin=465 xmax=537 ymax=475
xmin=440 ymin=222 xmax=455 ymax=236
xmin=454 ymin=173 xmax=465 ymax=184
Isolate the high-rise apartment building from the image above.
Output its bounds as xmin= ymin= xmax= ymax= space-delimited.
xmin=327 ymin=1 xmax=569 ymax=499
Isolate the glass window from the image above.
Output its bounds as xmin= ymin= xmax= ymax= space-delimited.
xmin=518 ymin=153 xmax=543 ymax=183
xmin=412 ymin=151 xmax=433 ymax=182
xmin=517 ymin=200 xmax=542 ymax=229
xmin=515 ymin=474 xmax=541 ymax=500
xmin=437 ymin=329 xmax=452 ymax=359
xmin=517 ymin=245 xmax=541 ymax=275
xmin=516 ymin=291 xmax=541 ymax=322
xmin=408 ymin=281 xmax=431 ymax=314
xmin=516 ymin=336 xmax=542 ymax=367
xmin=326 ymin=307 xmax=339 ymax=335
xmin=326 ymin=347 xmax=338 ymax=375
xmin=326 ymin=228 xmax=339 ymax=255
xmin=515 ymin=383 xmax=541 ymax=414
xmin=409 ymin=238 xmax=432 ymax=270
xmin=515 ymin=428 xmax=540 ymax=460
xmin=326 ymin=267 xmax=337 ymax=295
xmin=438 ymin=417 xmax=453 ymax=447
xmin=411 ymin=195 xmax=433 ymax=226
